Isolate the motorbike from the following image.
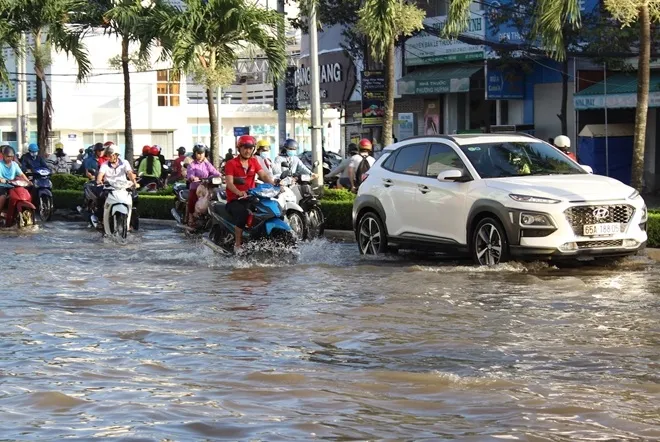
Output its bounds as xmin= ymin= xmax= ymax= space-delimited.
xmin=171 ymin=176 xmax=223 ymax=233
xmin=27 ymin=167 xmax=54 ymax=222
xmin=0 ymin=180 xmax=37 ymax=228
xmin=206 ymin=182 xmax=295 ymax=255
xmin=101 ymin=180 xmax=139 ymax=239
xmin=277 ymin=168 xmax=325 ymax=240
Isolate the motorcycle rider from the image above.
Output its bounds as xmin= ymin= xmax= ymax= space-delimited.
xmin=255 ymin=139 xmax=275 ymax=180
xmin=137 ymin=145 xmax=162 ymax=188
xmin=224 ymin=135 xmax=277 ymax=251
xmin=135 ymin=145 xmax=151 ymax=169
xmin=273 ymin=139 xmax=314 ymax=178
xmin=48 ymin=142 xmax=70 ymax=174
xmin=0 ymin=146 xmax=30 ymax=219
xmin=326 ymin=143 xmax=359 ymax=189
xmin=94 ymin=146 xmax=138 ymax=224
xmin=348 ymin=138 xmax=376 ymax=192
xmin=169 ymin=146 xmax=187 ymax=183
xmin=21 ymin=143 xmax=48 ymax=172
xmin=82 ymin=143 xmax=105 ymax=180
xmin=185 ymin=144 xmax=221 ymax=228
xmin=98 ymin=142 xmax=115 ymax=167
xmin=554 ymin=135 xmax=577 ymax=161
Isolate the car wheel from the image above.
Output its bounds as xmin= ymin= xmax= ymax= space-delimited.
xmin=471 ymin=217 xmax=509 ymax=266
xmin=357 ymin=212 xmax=387 ymax=255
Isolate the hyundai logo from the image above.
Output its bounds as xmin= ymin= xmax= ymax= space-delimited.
xmin=592 ymin=207 xmax=610 ymax=219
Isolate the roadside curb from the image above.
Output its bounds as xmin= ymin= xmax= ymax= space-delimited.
xmin=324 ymin=229 xmax=355 ymax=242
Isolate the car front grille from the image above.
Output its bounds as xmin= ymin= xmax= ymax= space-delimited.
xmin=564 ymin=204 xmax=634 ymax=236
xmin=577 ymin=240 xmax=624 ymax=249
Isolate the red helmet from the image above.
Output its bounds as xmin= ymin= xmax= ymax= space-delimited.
xmin=103 ymin=141 xmax=114 ymax=147
xmin=359 ymin=138 xmax=373 ymax=151
xmin=142 ymin=145 xmax=150 ymax=155
xmin=237 ymin=135 xmax=256 ymax=149
xmin=149 ymin=146 xmax=159 ymax=156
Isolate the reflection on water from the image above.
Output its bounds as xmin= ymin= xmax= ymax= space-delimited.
xmin=0 ymin=221 xmax=659 ymax=440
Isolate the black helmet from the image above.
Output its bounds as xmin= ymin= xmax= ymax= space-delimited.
xmin=347 ymin=143 xmax=358 ymax=155
xmin=193 ymin=144 xmax=206 ymax=155
xmin=94 ymin=142 xmax=105 ymax=152
xmin=177 ymin=146 xmax=186 ymax=155
xmin=283 ymin=138 xmax=298 ymax=150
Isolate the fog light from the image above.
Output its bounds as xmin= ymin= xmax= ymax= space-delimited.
xmin=623 ymin=239 xmax=639 ymax=247
xmin=559 ymin=242 xmax=578 ymax=252
xmin=520 ymin=212 xmax=553 ymax=227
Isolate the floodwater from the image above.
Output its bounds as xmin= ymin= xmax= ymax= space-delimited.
xmin=1 ymin=222 xmax=659 ymax=441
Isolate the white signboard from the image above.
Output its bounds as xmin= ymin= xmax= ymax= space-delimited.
xmin=398 ymin=113 xmax=415 ymax=140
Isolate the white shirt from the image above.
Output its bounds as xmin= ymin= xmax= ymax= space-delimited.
xmin=256 ymin=155 xmax=274 ymax=180
xmin=348 ymin=154 xmax=376 ymax=172
xmin=100 ymin=159 xmax=133 ymax=186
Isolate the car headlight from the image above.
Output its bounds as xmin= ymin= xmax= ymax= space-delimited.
xmin=628 ymin=190 xmax=641 ymax=200
xmin=509 ymin=194 xmax=561 ymax=204
xmin=519 ymin=212 xmax=555 ymax=228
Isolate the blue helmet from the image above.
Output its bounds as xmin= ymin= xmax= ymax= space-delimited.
xmin=28 ymin=143 xmax=39 ymax=153
xmin=283 ymin=138 xmax=298 ymax=150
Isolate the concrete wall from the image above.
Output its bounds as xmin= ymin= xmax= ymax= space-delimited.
xmin=533 ymin=82 xmax=576 ymax=145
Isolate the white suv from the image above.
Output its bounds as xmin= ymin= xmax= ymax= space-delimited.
xmin=352 ymin=134 xmax=648 ymax=265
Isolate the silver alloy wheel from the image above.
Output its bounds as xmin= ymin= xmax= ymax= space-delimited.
xmin=359 ymin=216 xmax=382 ymax=255
xmin=287 ymin=212 xmax=305 ymax=239
xmin=475 ymin=223 xmax=503 ymax=266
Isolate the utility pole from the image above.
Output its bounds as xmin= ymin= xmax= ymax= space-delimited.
xmin=277 ymin=0 xmax=287 ymax=146
xmin=16 ymin=36 xmax=24 ymax=153
xmin=217 ymin=85 xmax=222 ymax=157
xmin=308 ymin=0 xmax=323 ymax=186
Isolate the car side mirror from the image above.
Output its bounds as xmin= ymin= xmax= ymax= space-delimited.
xmin=581 ymin=165 xmax=593 ymax=174
xmin=437 ymin=169 xmax=469 ymax=182
xmin=234 ymin=177 xmax=246 ymax=185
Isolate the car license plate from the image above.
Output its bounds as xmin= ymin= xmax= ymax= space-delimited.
xmin=583 ymin=223 xmax=621 ymax=236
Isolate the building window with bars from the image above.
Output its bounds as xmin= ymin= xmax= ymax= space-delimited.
xmin=157 ymin=70 xmax=181 ymax=107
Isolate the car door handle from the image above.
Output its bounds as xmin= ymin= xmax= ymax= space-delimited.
xmin=382 ymin=179 xmax=393 ymax=187
xmin=418 ymin=184 xmax=430 ymax=194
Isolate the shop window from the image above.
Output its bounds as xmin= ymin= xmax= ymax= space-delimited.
xmin=2 ymin=131 xmax=17 ymax=142
xmin=157 ymin=70 xmax=181 ymax=107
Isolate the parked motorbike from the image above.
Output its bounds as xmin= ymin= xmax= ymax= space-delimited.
xmin=277 ymin=168 xmax=324 ymax=240
xmin=207 ymin=182 xmax=295 ymax=254
xmin=0 ymin=180 xmax=37 ymax=228
xmin=171 ymin=176 xmax=223 ymax=233
xmin=101 ymin=180 xmax=139 ymax=239
xmin=27 ymin=167 xmax=54 ymax=222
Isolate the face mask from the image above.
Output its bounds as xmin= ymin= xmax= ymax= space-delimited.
xmin=260 ymin=152 xmax=270 ymax=159
xmin=30 ymin=152 xmax=37 ymax=158
xmin=286 ymin=150 xmax=296 ymax=157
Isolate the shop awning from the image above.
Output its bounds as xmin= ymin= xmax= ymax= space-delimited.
xmin=574 ymin=72 xmax=660 ymax=110
xmin=397 ymin=65 xmax=482 ymax=95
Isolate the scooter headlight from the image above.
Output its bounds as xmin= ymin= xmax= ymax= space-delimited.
xmin=211 ymin=176 xmax=222 ymax=185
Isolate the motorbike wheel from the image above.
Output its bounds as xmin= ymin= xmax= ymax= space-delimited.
xmin=113 ymin=212 xmax=128 ymax=239
xmin=18 ymin=210 xmax=34 ymax=229
xmin=39 ymin=195 xmax=53 ymax=222
xmin=307 ymin=206 xmax=325 ymax=239
xmin=209 ymin=224 xmax=234 ymax=253
xmin=287 ymin=210 xmax=306 ymax=240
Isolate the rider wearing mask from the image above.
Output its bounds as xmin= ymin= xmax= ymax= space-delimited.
xmin=224 ymin=135 xmax=276 ymax=251
xmin=186 ymin=144 xmax=221 ymax=228
xmin=273 ymin=139 xmax=313 ymax=178
xmin=169 ymin=146 xmax=187 ymax=183
xmin=94 ymin=146 xmax=137 ymax=223
xmin=0 ymin=146 xmax=30 ymax=219
xmin=255 ymin=139 xmax=275 ymax=181
xmin=326 ymin=143 xmax=359 ymax=189
xmin=137 ymin=145 xmax=162 ymax=187
xmin=82 ymin=143 xmax=105 ymax=180
xmin=21 ymin=143 xmax=48 ymax=172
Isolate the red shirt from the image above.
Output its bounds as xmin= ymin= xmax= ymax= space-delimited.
xmin=98 ymin=156 xmax=110 ymax=166
xmin=224 ymin=156 xmax=262 ymax=202
xmin=172 ymin=155 xmax=185 ymax=176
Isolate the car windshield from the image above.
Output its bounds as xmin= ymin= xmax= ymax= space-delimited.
xmin=460 ymin=141 xmax=585 ymax=178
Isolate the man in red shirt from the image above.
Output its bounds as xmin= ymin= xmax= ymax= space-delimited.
xmin=225 ymin=135 xmax=277 ymax=251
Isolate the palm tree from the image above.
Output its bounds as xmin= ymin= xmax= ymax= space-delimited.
xmin=8 ymin=0 xmax=92 ymax=155
xmin=357 ymin=0 xmax=425 ymax=148
xmin=84 ymin=0 xmax=174 ymax=164
xmin=0 ymin=0 xmax=22 ymax=86
xmin=602 ymin=0 xmax=659 ymax=191
xmin=158 ymin=0 xmax=287 ymax=167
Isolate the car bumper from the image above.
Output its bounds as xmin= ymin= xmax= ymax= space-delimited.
xmin=511 ymin=241 xmax=646 ymax=260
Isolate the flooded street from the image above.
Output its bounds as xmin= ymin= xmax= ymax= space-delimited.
xmin=1 ymin=222 xmax=659 ymax=440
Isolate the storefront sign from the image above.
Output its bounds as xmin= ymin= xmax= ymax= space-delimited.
xmin=297 ymin=51 xmax=356 ymax=106
xmin=399 ymin=77 xmax=470 ymax=95
xmin=574 ymin=91 xmax=660 ymax=110
xmin=485 ymin=65 xmax=525 ymax=99
xmin=398 ymin=113 xmax=415 ymax=140
xmin=405 ymin=11 xmax=485 ymax=66
xmin=361 ymin=70 xmax=386 ymax=126
xmin=233 ymin=126 xmax=250 ymax=137
xmin=273 ymin=67 xmax=301 ymax=111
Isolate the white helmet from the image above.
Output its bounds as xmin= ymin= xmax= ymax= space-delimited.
xmin=554 ymin=135 xmax=570 ymax=149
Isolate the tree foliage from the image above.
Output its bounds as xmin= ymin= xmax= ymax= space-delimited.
xmin=603 ymin=0 xmax=660 ymax=26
